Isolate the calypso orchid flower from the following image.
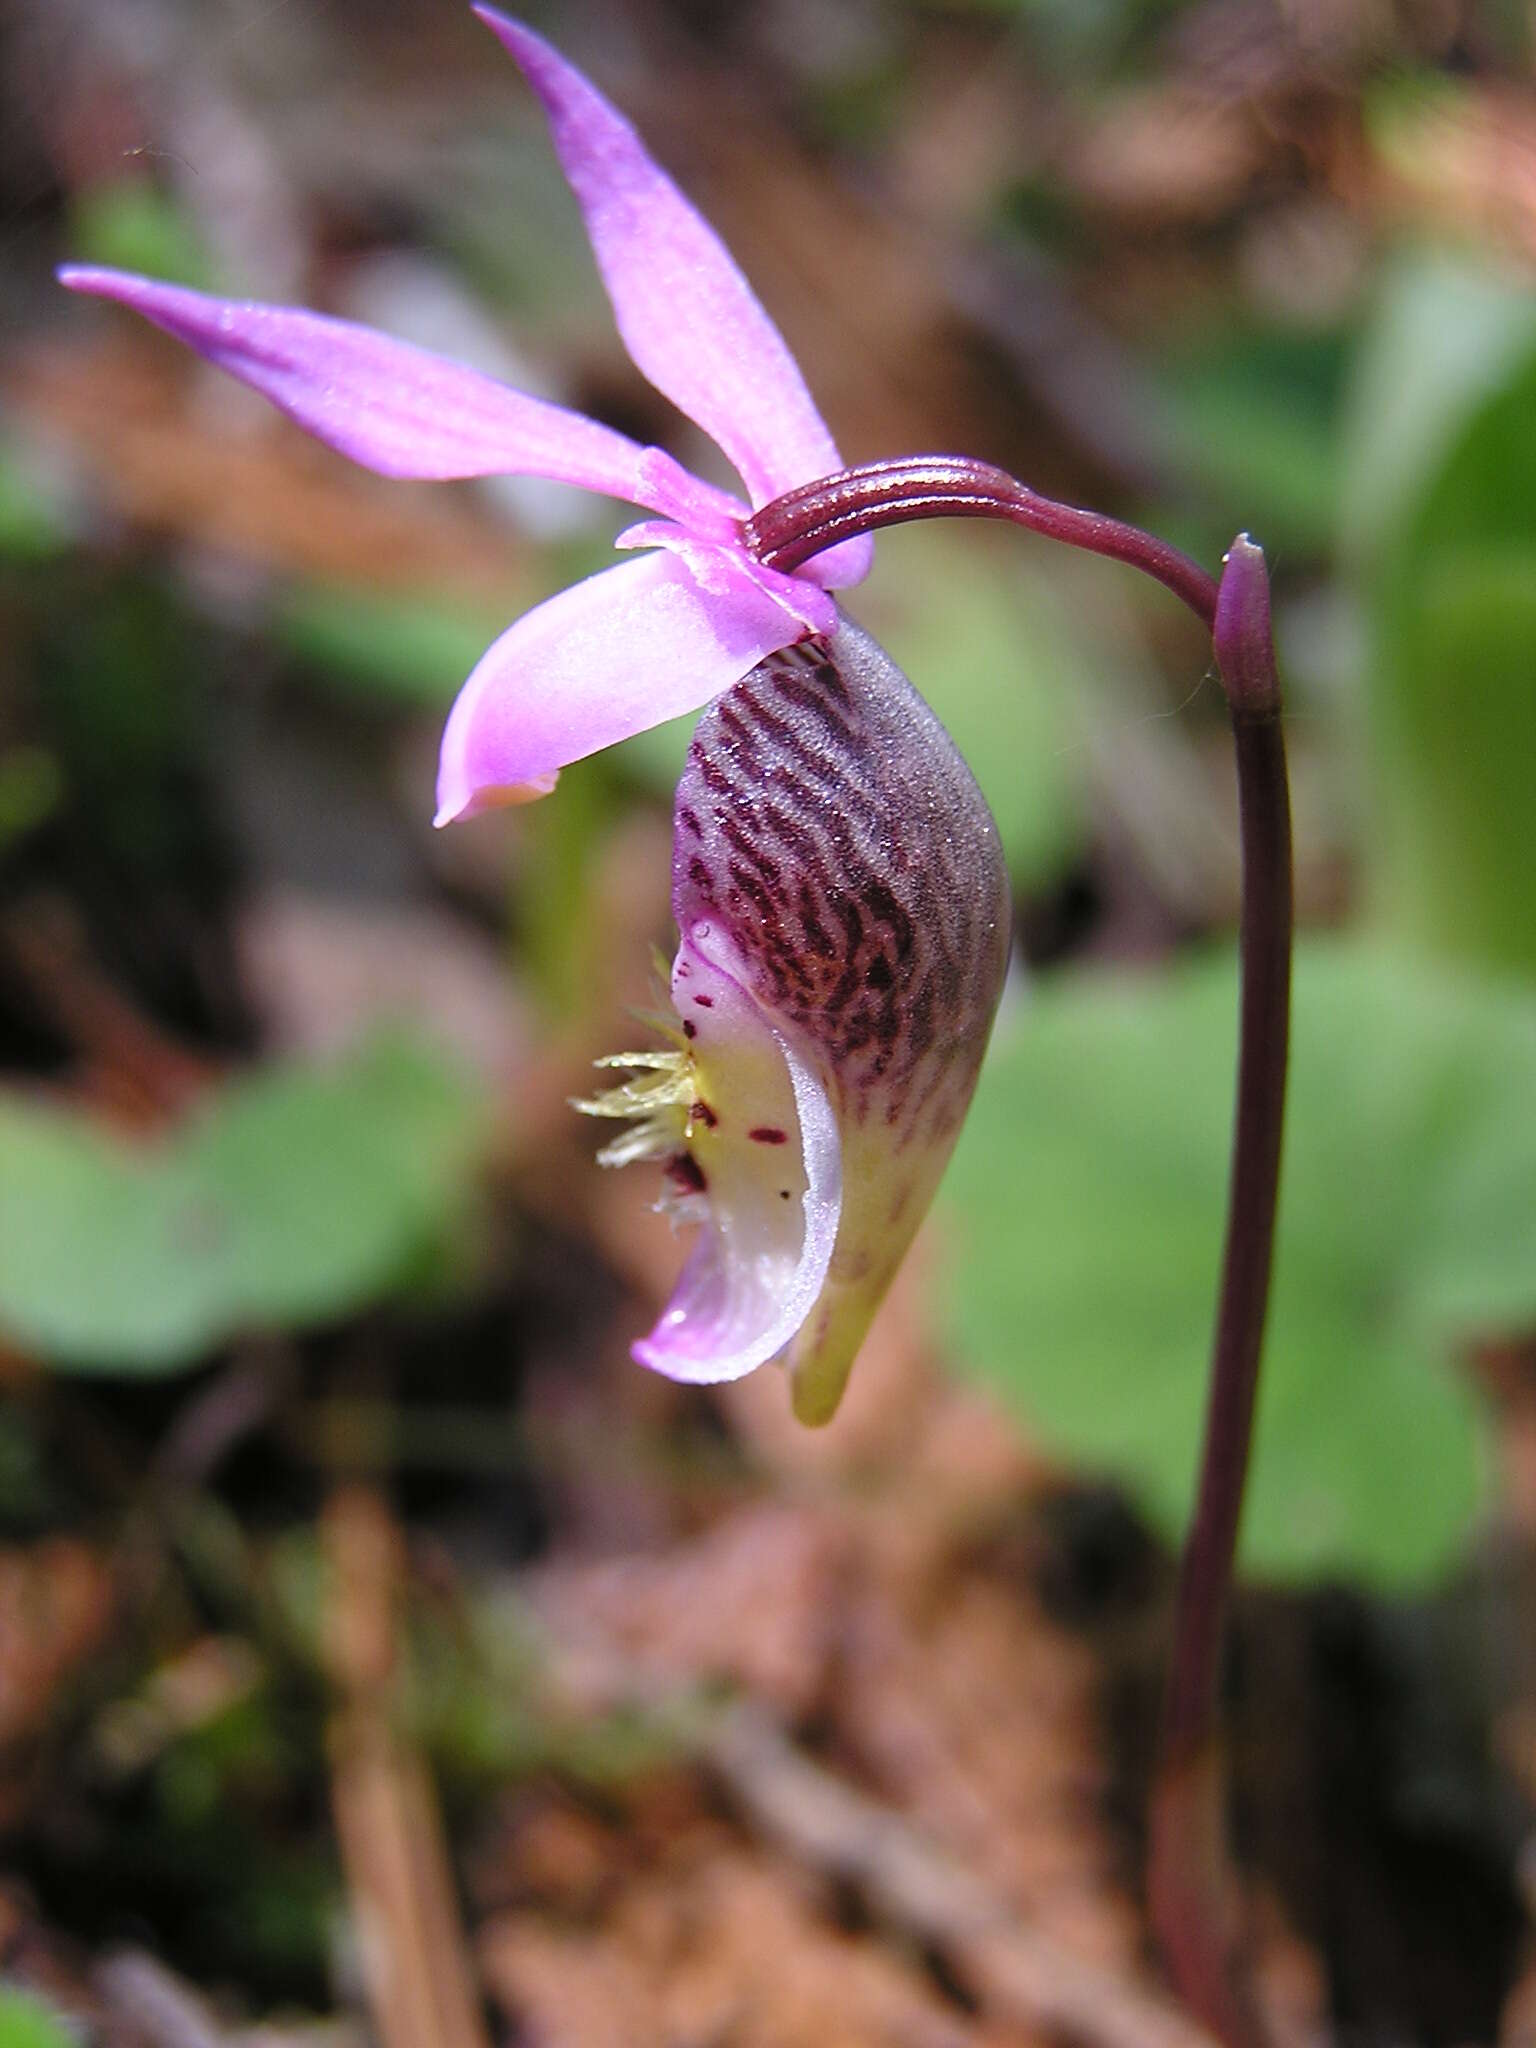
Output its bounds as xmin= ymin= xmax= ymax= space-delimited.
xmin=60 ymin=7 xmax=1010 ymax=1423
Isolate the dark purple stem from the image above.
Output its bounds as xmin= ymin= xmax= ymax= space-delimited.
xmin=746 ymin=455 xmax=1220 ymax=628
xmin=1150 ymin=539 xmax=1290 ymax=2048
xmin=750 ymin=471 xmax=1292 ymax=2048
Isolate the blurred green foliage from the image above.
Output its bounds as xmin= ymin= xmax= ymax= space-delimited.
xmin=1338 ymin=253 xmax=1536 ymax=577
xmin=0 ymin=747 xmax=64 ymax=852
xmin=278 ymin=582 xmax=515 ymax=713
xmin=68 ymin=179 xmax=213 ymax=290
xmin=0 ymin=1034 xmax=488 ymax=1371
xmin=265 ymin=1525 xmax=685 ymax=1793
xmin=0 ymin=443 xmax=75 ymax=563
xmin=0 ymin=1992 xmax=79 ymax=2048
xmin=1347 ymin=263 xmax=1536 ymax=972
xmin=859 ymin=530 xmax=1089 ymax=886
xmin=1157 ymin=325 xmax=1349 ymax=557
xmin=99 ymin=1679 xmax=339 ymax=1994
xmin=942 ymin=942 xmax=1536 ymax=1587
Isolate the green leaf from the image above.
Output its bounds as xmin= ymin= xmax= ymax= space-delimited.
xmin=0 ymin=1989 xmax=80 ymax=2048
xmin=0 ymin=1034 xmax=488 ymax=1373
xmin=68 ymin=180 xmax=214 ymax=290
xmin=0 ymin=747 xmax=63 ymax=852
xmin=1352 ymin=278 xmax=1536 ymax=974
xmin=278 ymin=583 xmax=516 ymax=711
xmin=940 ymin=942 xmax=1536 ymax=1588
xmin=1158 ymin=324 xmax=1349 ymax=556
xmin=608 ymin=709 xmax=695 ymax=800
xmin=1373 ymin=544 xmax=1536 ymax=973
xmin=276 ymin=539 xmax=612 ymax=714
xmin=511 ymin=750 xmax=614 ymax=1019
xmin=1338 ymin=245 xmax=1536 ymax=574
xmin=0 ymin=443 xmax=76 ymax=562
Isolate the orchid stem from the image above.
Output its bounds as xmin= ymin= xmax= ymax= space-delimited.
xmin=1150 ymin=539 xmax=1291 ymax=2048
xmin=746 ymin=455 xmax=1220 ymax=627
xmin=752 ymin=471 xmax=1293 ymax=2048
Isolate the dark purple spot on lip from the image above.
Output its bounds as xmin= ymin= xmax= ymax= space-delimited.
xmin=749 ymin=1126 xmax=788 ymax=1145
xmin=690 ymin=1101 xmax=718 ymax=1128
xmin=682 ymin=1020 xmax=697 ymax=1039
xmin=667 ymin=1152 xmax=707 ymax=1195
xmin=693 ymin=994 xmax=714 ymax=1008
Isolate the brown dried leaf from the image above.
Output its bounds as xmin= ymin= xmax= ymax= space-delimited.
xmin=481 ymin=1846 xmax=1018 ymax=2048
xmin=528 ymin=1503 xmax=851 ymax=1720
xmin=0 ymin=1539 xmax=113 ymax=1754
xmin=1368 ymin=83 xmax=1536 ymax=260
xmin=237 ymin=890 xmax=529 ymax=1088
xmin=1064 ymin=88 xmax=1266 ymax=224
xmin=835 ymin=1518 xmax=1136 ymax=1975
xmin=14 ymin=338 xmax=533 ymax=599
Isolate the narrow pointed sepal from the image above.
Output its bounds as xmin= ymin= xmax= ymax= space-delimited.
xmin=56 ymin=264 xmax=673 ymax=497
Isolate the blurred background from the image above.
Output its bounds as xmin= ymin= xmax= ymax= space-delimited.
xmin=2 ymin=0 xmax=1536 ymax=2041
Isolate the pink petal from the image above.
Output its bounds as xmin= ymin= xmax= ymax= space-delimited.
xmin=474 ymin=9 xmax=872 ymax=587
xmin=633 ymin=922 xmax=842 ymax=1384
xmin=434 ymin=548 xmax=808 ymax=825
xmin=613 ymin=519 xmax=839 ymax=638
xmin=57 ymin=264 xmax=672 ymax=501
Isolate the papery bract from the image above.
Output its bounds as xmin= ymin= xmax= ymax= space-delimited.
xmin=59 ymin=8 xmax=1008 ymax=1420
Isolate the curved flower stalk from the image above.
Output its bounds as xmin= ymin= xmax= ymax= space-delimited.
xmin=60 ymin=8 xmax=1010 ymax=1422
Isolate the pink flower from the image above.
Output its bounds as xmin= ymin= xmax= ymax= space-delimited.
xmin=60 ymin=9 xmax=869 ymax=824
xmin=61 ymin=10 xmax=1008 ymax=1422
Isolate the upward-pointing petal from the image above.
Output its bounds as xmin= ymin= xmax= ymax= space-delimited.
xmin=474 ymin=8 xmax=872 ymax=588
xmin=57 ymin=265 xmax=712 ymax=510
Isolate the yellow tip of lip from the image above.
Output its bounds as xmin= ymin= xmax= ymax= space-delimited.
xmin=789 ymin=1338 xmax=855 ymax=1427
